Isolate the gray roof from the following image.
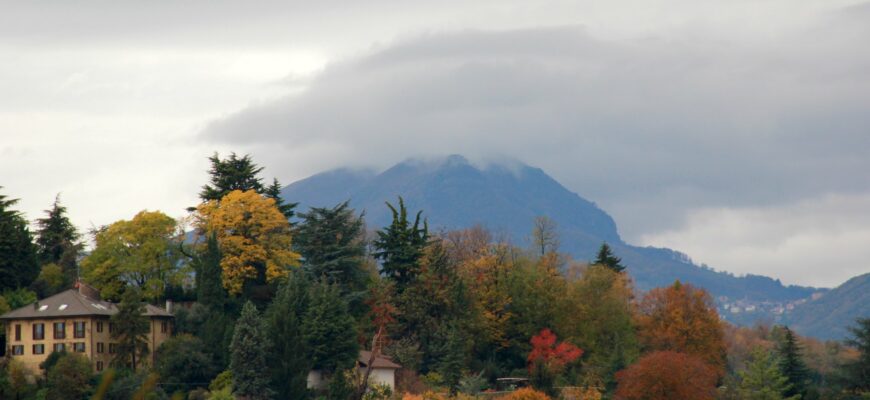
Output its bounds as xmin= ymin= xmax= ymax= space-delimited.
xmin=0 ymin=289 xmax=173 ymax=320
xmin=358 ymin=350 xmax=401 ymax=369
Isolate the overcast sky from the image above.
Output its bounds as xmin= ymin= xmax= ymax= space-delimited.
xmin=2 ymin=0 xmax=868 ymax=288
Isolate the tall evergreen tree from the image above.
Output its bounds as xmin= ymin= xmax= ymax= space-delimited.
xmin=303 ymin=280 xmax=359 ymax=374
xmin=776 ymin=326 xmax=809 ymax=398
xmin=841 ymin=318 xmax=870 ymax=394
xmin=264 ymin=271 xmax=312 ymax=399
xmin=34 ymin=194 xmax=82 ymax=286
xmin=0 ymin=188 xmax=39 ymax=292
xmin=230 ymin=301 xmax=273 ymax=400
xmin=373 ymin=197 xmax=428 ymax=291
xmin=593 ymin=242 xmax=626 ymax=273
xmin=738 ymin=347 xmax=799 ymax=400
xmin=295 ymin=202 xmax=368 ymax=305
xmin=195 ymin=233 xmax=228 ymax=311
xmin=110 ymin=288 xmax=150 ymax=371
xmin=198 ymin=152 xmax=296 ymax=218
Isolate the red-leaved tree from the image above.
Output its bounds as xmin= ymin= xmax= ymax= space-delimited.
xmin=527 ymin=328 xmax=583 ymax=393
xmin=614 ymin=351 xmax=718 ymax=400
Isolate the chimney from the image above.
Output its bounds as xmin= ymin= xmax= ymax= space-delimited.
xmin=76 ymin=279 xmax=101 ymax=300
xmin=165 ymin=300 xmax=174 ymax=313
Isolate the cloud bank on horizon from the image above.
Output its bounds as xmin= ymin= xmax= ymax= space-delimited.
xmin=2 ymin=0 xmax=869 ymax=287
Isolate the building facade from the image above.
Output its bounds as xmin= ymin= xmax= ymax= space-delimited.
xmin=0 ymin=285 xmax=173 ymax=374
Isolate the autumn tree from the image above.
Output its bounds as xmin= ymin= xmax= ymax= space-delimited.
xmin=80 ymin=210 xmax=184 ymax=301
xmin=636 ymin=281 xmax=726 ymax=373
xmin=0 ymin=187 xmax=39 ymax=291
xmin=110 ymin=288 xmax=150 ymax=371
xmin=592 ymin=243 xmax=625 ymax=273
xmin=374 ymin=197 xmax=428 ymax=291
xmin=196 ymin=189 xmax=300 ymax=297
xmin=531 ymin=216 xmax=559 ymax=256
xmin=557 ymin=265 xmax=638 ymax=388
xmin=738 ymin=347 xmax=799 ymax=400
xmin=527 ymin=328 xmax=583 ymax=394
xmin=199 ymin=152 xmax=295 ymax=218
xmin=614 ymin=351 xmax=718 ymax=400
xmin=294 ymin=201 xmax=369 ymax=310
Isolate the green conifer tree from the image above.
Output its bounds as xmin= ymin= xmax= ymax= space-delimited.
xmin=841 ymin=318 xmax=870 ymax=394
xmin=263 ymin=178 xmax=297 ymax=219
xmin=738 ymin=347 xmax=799 ymax=400
xmin=295 ymin=201 xmax=368 ymax=311
xmin=373 ymin=197 xmax=428 ymax=291
xmin=0 ymin=188 xmax=39 ymax=291
xmin=230 ymin=301 xmax=273 ymax=400
xmin=34 ymin=194 xmax=82 ymax=287
xmin=110 ymin=288 xmax=150 ymax=371
xmin=198 ymin=153 xmax=296 ymax=218
xmin=264 ymin=271 xmax=312 ymax=399
xmin=593 ymin=242 xmax=626 ymax=273
xmin=776 ymin=326 xmax=810 ymax=398
xmin=303 ymin=280 xmax=359 ymax=374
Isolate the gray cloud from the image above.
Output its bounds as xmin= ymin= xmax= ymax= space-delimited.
xmin=203 ymin=17 xmax=870 ymax=243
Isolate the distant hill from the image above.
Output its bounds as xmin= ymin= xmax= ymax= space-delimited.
xmin=282 ymin=155 xmax=819 ymax=307
xmin=784 ymin=273 xmax=870 ymax=340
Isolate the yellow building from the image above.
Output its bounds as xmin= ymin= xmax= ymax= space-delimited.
xmin=0 ymin=284 xmax=173 ymax=374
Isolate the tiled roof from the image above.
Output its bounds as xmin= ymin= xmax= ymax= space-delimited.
xmin=359 ymin=350 xmax=401 ymax=369
xmin=0 ymin=289 xmax=173 ymax=320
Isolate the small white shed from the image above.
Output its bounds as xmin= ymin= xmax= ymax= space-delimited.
xmin=307 ymin=350 xmax=402 ymax=390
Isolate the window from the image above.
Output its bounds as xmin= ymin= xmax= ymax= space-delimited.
xmin=14 ymin=324 xmax=21 ymax=341
xmin=96 ymin=321 xmax=103 ymax=333
xmin=108 ymin=322 xmax=115 ymax=333
xmin=97 ymin=342 xmax=104 ymax=353
xmin=73 ymin=343 xmax=85 ymax=353
xmin=161 ymin=321 xmax=168 ymax=333
xmin=33 ymin=323 xmax=45 ymax=340
xmin=53 ymin=343 xmax=65 ymax=352
xmin=33 ymin=344 xmax=45 ymax=355
xmin=74 ymin=321 xmax=86 ymax=338
xmin=53 ymin=322 xmax=66 ymax=339
xmin=11 ymin=345 xmax=24 ymax=355
xmin=96 ymin=361 xmax=104 ymax=372
xmin=108 ymin=343 xmax=117 ymax=354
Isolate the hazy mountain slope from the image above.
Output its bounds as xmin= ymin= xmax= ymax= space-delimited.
xmin=785 ymin=273 xmax=870 ymax=340
xmin=281 ymin=155 xmax=816 ymax=303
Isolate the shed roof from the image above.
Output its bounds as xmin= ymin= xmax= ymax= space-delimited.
xmin=358 ymin=350 xmax=401 ymax=369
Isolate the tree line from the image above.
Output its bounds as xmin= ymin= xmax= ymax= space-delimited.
xmin=1 ymin=152 xmax=868 ymax=400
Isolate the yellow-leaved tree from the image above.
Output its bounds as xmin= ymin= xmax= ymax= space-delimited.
xmin=196 ymin=189 xmax=299 ymax=296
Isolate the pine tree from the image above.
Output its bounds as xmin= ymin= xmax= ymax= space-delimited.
xmin=295 ymin=201 xmax=368 ymax=308
xmin=195 ymin=233 xmax=228 ymax=311
xmin=738 ymin=347 xmax=799 ymax=400
xmin=264 ymin=271 xmax=312 ymax=400
xmin=303 ymin=280 xmax=359 ymax=374
xmin=841 ymin=318 xmax=870 ymax=393
xmin=0 ymin=188 xmax=39 ymax=291
xmin=230 ymin=301 xmax=273 ymax=400
xmin=776 ymin=326 xmax=809 ymax=398
xmin=593 ymin=242 xmax=626 ymax=273
xmin=373 ymin=197 xmax=428 ymax=291
xmin=34 ymin=194 xmax=82 ymax=286
xmin=110 ymin=288 xmax=150 ymax=371
xmin=200 ymin=152 xmax=265 ymax=202
xmin=264 ymin=178 xmax=297 ymax=219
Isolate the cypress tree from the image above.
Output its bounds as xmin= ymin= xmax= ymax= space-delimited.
xmin=373 ymin=197 xmax=428 ymax=291
xmin=593 ymin=242 xmax=626 ymax=273
xmin=196 ymin=233 xmax=227 ymax=312
xmin=776 ymin=326 xmax=810 ymax=399
xmin=295 ymin=201 xmax=368 ymax=309
xmin=303 ymin=280 xmax=359 ymax=374
xmin=264 ymin=271 xmax=312 ymax=399
xmin=34 ymin=194 xmax=82 ymax=286
xmin=0 ymin=187 xmax=39 ymax=291
xmin=230 ymin=301 xmax=273 ymax=400
xmin=110 ymin=288 xmax=150 ymax=371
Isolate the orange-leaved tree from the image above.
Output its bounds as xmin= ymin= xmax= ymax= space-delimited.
xmin=636 ymin=281 xmax=726 ymax=373
xmin=528 ymin=328 xmax=583 ymax=393
xmin=195 ymin=189 xmax=300 ymax=296
xmin=614 ymin=351 xmax=718 ymax=400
